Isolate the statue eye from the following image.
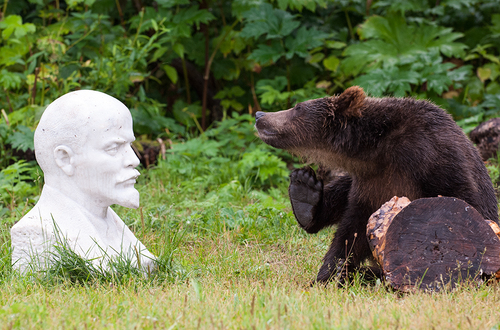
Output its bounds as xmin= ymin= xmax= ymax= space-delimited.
xmin=105 ymin=145 xmax=119 ymax=155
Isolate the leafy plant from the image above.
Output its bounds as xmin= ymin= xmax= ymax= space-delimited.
xmin=153 ymin=113 xmax=289 ymax=200
xmin=0 ymin=160 xmax=40 ymax=218
xmin=214 ymin=86 xmax=245 ymax=119
xmin=343 ymin=13 xmax=468 ymax=98
xmin=240 ymin=2 xmax=331 ymax=107
xmin=1 ymin=0 xmax=500 ymax=220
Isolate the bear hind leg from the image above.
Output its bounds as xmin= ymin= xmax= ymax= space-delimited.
xmin=315 ymin=205 xmax=375 ymax=284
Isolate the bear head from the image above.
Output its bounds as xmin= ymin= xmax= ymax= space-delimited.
xmin=255 ymin=86 xmax=366 ymax=153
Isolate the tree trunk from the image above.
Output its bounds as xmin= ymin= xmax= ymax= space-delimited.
xmin=367 ymin=196 xmax=500 ymax=292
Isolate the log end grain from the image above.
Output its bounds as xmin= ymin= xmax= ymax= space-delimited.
xmin=366 ymin=196 xmax=411 ymax=270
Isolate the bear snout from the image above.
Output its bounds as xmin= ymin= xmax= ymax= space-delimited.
xmin=255 ymin=111 xmax=266 ymax=121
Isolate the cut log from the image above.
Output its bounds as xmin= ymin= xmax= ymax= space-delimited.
xmin=469 ymin=117 xmax=500 ymax=161
xmin=366 ymin=196 xmax=411 ymax=267
xmin=367 ymin=196 xmax=500 ymax=292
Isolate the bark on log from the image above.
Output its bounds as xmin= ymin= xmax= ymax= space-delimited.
xmin=366 ymin=196 xmax=411 ymax=268
xmin=367 ymin=196 xmax=500 ymax=292
xmin=469 ymin=117 xmax=500 ymax=161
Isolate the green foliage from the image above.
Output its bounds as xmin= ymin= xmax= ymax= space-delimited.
xmin=1 ymin=3 xmax=500 ymax=324
xmin=6 ymin=125 xmax=34 ymax=152
xmin=0 ymin=15 xmax=35 ymax=69
xmin=345 ymin=14 xmax=466 ymax=71
xmin=240 ymin=3 xmax=300 ymax=41
xmin=0 ymin=160 xmax=40 ymax=217
xmin=172 ymin=99 xmax=203 ymax=129
xmin=1 ymin=2 xmax=500 ymax=287
xmin=344 ymin=14 xmax=468 ymax=97
xmin=161 ymin=113 xmax=289 ymax=191
xmin=242 ymin=3 xmax=330 ymax=66
xmin=353 ymin=66 xmax=419 ymax=97
xmin=273 ymin=0 xmax=328 ymax=12
xmin=0 ymin=0 xmax=498 ymax=159
xmin=214 ymin=86 xmax=245 ymax=114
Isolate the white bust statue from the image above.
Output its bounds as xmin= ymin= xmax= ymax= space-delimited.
xmin=11 ymin=90 xmax=155 ymax=273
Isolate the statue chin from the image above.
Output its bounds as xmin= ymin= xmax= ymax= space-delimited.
xmin=116 ymin=189 xmax=140 ymax=209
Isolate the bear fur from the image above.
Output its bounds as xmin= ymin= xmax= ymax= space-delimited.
xmin=255 ymin=86 xmax=499 ymax=283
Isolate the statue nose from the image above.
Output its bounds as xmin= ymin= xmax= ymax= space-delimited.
xmin=126 ymin=144 xmax=141 ymax=168
xmin=255 ymin=111 xmax=266 ymax=120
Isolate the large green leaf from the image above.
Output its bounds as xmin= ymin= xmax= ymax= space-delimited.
xmin=256 ymin=76 xmax=289 ymax=105
xmin=256 ymin=76 xmax=288 ymax=92
xmin=0 ymin=15 xmax=35 ymax=40
xmin=284 ymin=26 xmax=329 ymax=59
xmin=240 ymin=3 xmax=300 ymax=40
xmin=6 ymin=126 xmax=34 ymax=152
xmin=342 ymin=40 xmax=400 ymax=75
xmin=231 ymin=0 xmax=266 ymax=19
xmin=0 ymin=43 xmax=28 ymax=66
xmin=275 ymin=0 xmax=327 ymax=12
xmin=0 ymin=70 xmax=23 ymax=90
xmin=409 ymin=51 xmax=455 ymax=94
xmin=156 ymin=0 xmax=190 ymax=8
xmin=490 ymin=14 xmax=500 ymax=38
xmin=323 ymin=55 xmax=340 ymax=71
xmin=372 ymin=0 xmax=429 ymax=14
xmin=172 ymin=6 xmax=215 ymax=29
xmin=172 ymin=100 xmax=203 ymax=127
xmin=481 ymin=93 xmax=500 ymax=110
xmin=352 ymin=66 xmax=420 ymax=97
xmin=343 ymin=14 xmax=467 ymax=75
xmin=247 ymin=40 xmax=285 ymax=64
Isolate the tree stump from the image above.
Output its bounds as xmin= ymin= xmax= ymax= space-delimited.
xmin=367 ymin=196 xmax=500 ymax=292
xmin=132 ymin=138 xmax=167 ymax=168
xmin=469 ymin=117 xmax=500 ymax=161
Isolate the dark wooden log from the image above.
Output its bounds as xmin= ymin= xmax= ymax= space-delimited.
xmin=131 ymin=139 xmax=167 ymax=168
xmin=367 ymin=196 xmax=500 ymax=292
xmin=470 ymin=117 xmax=500 ymax=161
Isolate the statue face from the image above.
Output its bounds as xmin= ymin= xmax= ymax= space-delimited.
xmin=71 ymin=105 xmax=141 ymax=209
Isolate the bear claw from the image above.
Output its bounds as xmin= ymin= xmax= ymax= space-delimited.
xmin=289 ymin=167 xmax=323 ymax=229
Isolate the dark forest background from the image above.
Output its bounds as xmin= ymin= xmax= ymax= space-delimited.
xmin=1 ymin=0 xmax=500 ymax=216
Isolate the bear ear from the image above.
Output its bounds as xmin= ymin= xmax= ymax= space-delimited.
xmin=329 ymin=86 xmax=366 ymax=117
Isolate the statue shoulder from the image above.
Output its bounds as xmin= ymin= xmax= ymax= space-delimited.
xmin=11 ymin=207 xmax=56 ymax=241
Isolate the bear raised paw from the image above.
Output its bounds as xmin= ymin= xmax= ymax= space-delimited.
xmin=255 ymin=86 xmax=499 ymax=284
xmin=289 ymin=167 xmax=323 ymax=230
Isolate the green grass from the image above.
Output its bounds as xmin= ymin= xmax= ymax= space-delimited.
xmin=2 ymin=137 xmax=500 ymax=329
xmin=2 ymin=270 xmax=500 ymax=329
xmin=1 ymin=224 xmax=500 ymax=329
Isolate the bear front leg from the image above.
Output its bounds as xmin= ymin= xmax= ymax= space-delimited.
xmin=289 ymin=167 xmax=351 ymax=234
xmin=289 ymin=167 xmax=323 ymax=230
xmin=315 ymin=204 xmax=375 ymax=284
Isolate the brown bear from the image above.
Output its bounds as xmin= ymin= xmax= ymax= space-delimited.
xmin=255 ymin=86 xmax=499 ymax=284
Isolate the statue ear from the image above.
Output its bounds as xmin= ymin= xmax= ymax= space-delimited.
xmin=54 ymin=145 xmax=75 ymax=176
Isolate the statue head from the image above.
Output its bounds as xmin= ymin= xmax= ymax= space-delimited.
xmin=34 ymin=90 xmax=141 ymax=210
